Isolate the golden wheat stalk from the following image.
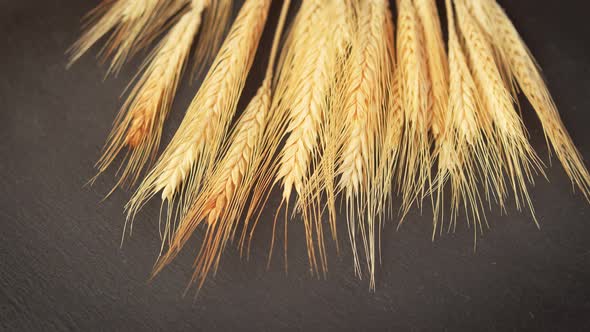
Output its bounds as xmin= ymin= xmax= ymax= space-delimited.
xmin=455 ymin=0 xmax=545 ymax=222
xmin=93 ymin=2 xmax=207 ymax=191
xmin=396 ymin=0 xmax=433 ymax=217
xmin=473 ymin=0 xmax=590 ymax=201
xmin=334 ymin=0 xmax=393 ymax=289
xmin=126 ymin=0 xmax=270 ymax=244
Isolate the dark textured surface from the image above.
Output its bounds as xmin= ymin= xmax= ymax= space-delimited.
xmin=1 ymin=0 xmax=590 ymax=331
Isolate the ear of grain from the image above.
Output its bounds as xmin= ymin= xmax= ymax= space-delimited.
xmin=319 ymin=0 xmax=353 ymax=242
xmin=455 ymin=0 xmax=544 ymax=222
xmin=262 ymin=0 xmax=352 ymax=276
xmin=396 ymin=0 xmax=433 ymax=216
xmin=414 ymin=0 xmax=451 ymax=234
xmin=478 ymin=0 xmax=590 ymax=201
xmin=93 ymin=2 xmax=206 ymax=191
xmin=336 ymin=0 xmax=394 ymax=289
xmin=275 ymin=13 xmax=329 ymax=201
xmin=126 ymin=0 xmax=271 ymax=236
xmin=291 ymin=0 xmax=355 ymax=261
xmin=152 ymin=0 xmax=291 ymax=288
xmin=153 ymin=79 xmax=272 ymax=286
xmin=432 ymin=0 xmax=500 ymax=238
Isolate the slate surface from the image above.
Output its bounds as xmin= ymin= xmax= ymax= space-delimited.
xmin=1 ymin=1 xmax=589 ymax=331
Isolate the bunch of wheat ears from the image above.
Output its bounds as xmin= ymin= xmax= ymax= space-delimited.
xmin=71 ymin=0 xmax=590 ymax=290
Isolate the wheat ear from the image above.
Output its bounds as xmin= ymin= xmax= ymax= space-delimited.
xmin=455 ymin=0 xmax=544 ymax=222
xmin=431 ymin=0 xmax=496 ymax=239
xmin=126 ymin=0 xmax=271 ymax=236
xmin=275 ymin=3 xmax=328 ymax=201
xmin=153 ymin=79 xmax=272 ymax=287
xmin=337 ymin=0 xmax=394 ymax=288
xmin=304 ymin=0 xmax=354 ymax=245
xmin=269 ymin=0 xmax=336 ymax=275
xmin=396 ymin=0 xmax=433 ymax=217
xmin=93 ymin=1 xmax=207 ymax=191
xmin=151 ymin=0 xmax=292 ymax=289
xmin=477 ymin=0 xmax=590 ymax=201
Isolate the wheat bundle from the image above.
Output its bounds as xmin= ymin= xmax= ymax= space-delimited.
xmin=72 ymin=0 xmax=589 ymax=290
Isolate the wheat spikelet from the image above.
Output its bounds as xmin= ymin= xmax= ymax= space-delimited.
xmin=126 ymin=0 xmax=271 ymax=236
xmin=336 ymin=0 xmax=393 ymax=288
xmin=396 ymin=0 xmax=433 ymax=216
xmin=202 ymin=79 xmax=270 ymax=226
xmin=455 ymin=0 xmax=544 ymax=221
xmin=93 ymin=2 xmax=207 ymax=191
xmin=476 ymin=0 xmax=590 ymax=201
